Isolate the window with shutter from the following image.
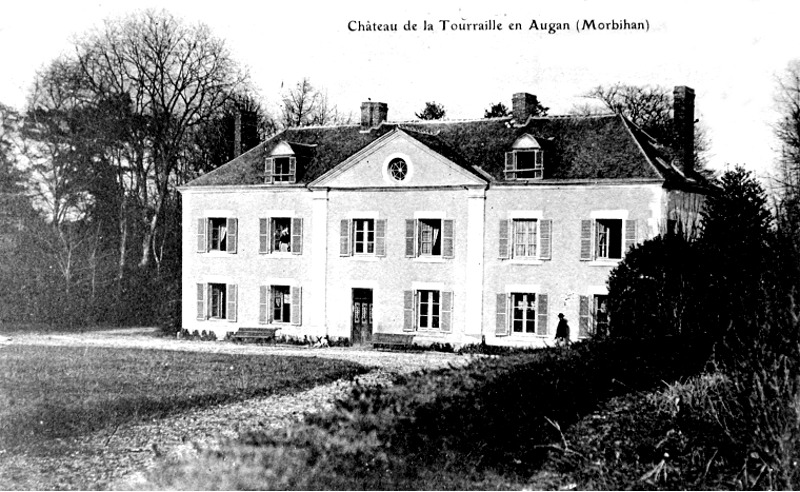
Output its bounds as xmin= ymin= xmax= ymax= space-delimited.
xmin=196 ymin=283 xmax=205 ymax=320
xmin=340 ymin=219 xmax=351 ymax=256
xmin=580 ymin=220 xmax=593 ymax=261
xmin=495 ymin=293 xmax=509 ymax=336
xmin=197 ymin=219 xmax=207 ymax=253
xmin=403 ymin=290 xmax=415 ymax=331
xmin=625 ymin=219 xmax=638 ymax=254
xmin=404 ymin=220 xmax=416 ymax=257
xmin=227 ymin=284 xmax=237 ymax=322
xmin=291 ymin=218 xmax=303 ymax=255
xmin=539 ymin=219 xmax=552 ymax=260
xmin=259 ymin=218 xmax=269 ymax=254
xmin=511 ymin=293 xmax=537 ymax=334
xmin=536 ymin=294 xmax=548 ymax=335
xmin=375 ymin=219 xmax=387 ymax=257
xmin=353 ymin=219 xmax=375 ymax=254
xmin=417 ymin=290 xmax=441 ymax=330
xmin=208 ymin=218 xmax=227 ymax=252
xmin=259 ymin=286 xmax=268 ymax=324
xmin=226 ymin=218 xmax=238 ymax=254
xmin=271 ymin=285 xmax=291 ymax=323
xmin=291 ymin=286 xmax=302 ymax=325
xmin=208 ymin=283 xmax=226 ymax=319
xmin=271 ymin=217 xmax=292 ymax=253
xmin=498 ymin=219 xmax=510 ymax=259
xmin=579 ymin=295 xmax=591 ymax=337
xmin=440 ymin=291 xmax=453 ymax=332
xmin=442 ymin=220 xmax=455 ymax=258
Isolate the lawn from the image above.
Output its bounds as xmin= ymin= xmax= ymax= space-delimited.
xmin=0 ymin=344 xmax=368 ymax=452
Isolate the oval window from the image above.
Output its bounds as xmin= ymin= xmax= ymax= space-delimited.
xmin=388 ymin=158 xmax=408 ymax=181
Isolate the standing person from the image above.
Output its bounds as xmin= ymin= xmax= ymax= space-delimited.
xmin=555 ymin=313 xmax=570 ymax=345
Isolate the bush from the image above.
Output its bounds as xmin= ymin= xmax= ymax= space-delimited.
xmin=607 ymin=232 xmax=705 ymax=340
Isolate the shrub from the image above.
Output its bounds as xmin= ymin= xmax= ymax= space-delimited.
xmin=607 ymin=232 xmax=705 ymax=340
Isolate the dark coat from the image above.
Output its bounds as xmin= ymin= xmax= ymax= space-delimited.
xmin=555 ymin=318 xmax=570 ymax=339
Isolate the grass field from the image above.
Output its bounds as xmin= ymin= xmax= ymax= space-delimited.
xmin=0 ymin=344 xmax=368 ymax=452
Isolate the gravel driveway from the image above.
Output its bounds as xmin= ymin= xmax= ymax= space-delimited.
xmin=0 ymin=328 xmax=469 ymax=490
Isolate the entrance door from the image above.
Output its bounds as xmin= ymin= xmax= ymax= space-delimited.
xmin=351 ymin=288 xmax=373 ymax=345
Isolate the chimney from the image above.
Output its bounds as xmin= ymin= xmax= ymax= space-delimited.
xmin=360 ymin=101 xmax=388 ymax=129
xmin=512 ymin=92 xmax=539 ymax=123
xmin=673 ymin=86 xmax=695 ymax=176
xmin=233 ymin=108 xmax=242 ymax=158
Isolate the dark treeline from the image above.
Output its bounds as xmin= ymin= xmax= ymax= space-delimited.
xmin=0 ymin=10 xmax=267 ymax=328
xmin=0 ymin=10 xmax=351 ymax=330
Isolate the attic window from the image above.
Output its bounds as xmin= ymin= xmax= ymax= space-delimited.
xmin=505 ymin=134 xmax=544 ymax=180
xmin=265 ymin=141 xmax=297 ymax=184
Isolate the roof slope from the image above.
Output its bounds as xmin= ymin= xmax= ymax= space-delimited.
xmin=186 ymin=114 xmax=680 ymax=188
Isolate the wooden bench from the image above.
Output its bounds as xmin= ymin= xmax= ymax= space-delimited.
xmin=231 ymin=327 xmax=278 ymax=344
xmin=371 ymin=333 xmax=416 ymax=351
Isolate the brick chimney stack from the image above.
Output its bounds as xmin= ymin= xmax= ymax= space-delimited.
xmin=513 ymin=92 xmax=539 ymax=123
xmin=673 ymin=86 xmax=695 ymax=176
xmin=360 ymin=101 xmax=388 ymax=129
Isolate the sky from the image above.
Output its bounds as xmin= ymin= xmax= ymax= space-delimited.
xmin=1 ymin=0 xmax=798 ymax=180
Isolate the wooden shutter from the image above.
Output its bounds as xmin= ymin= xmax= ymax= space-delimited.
xmin=625 ymin=219 xmax=638 ymax=253
xmin=339 ymin=219 xmax=351 ymax=256
xmin=403 ymin=290 xmax=415 ymax=331
xmin=405 ymin=219 xmax=416 ymax=257
xmin=375 ymin=219 xmax=387 ymax=256
xmin=259 ymin=285 xmax=268 ymax=324
xmin=539 ymin=219 xmax=552 ymax=260
xmin=580 ymin=220 xmax=593 ymax=261
xmin=495 ymin=293 xmax=509 ymax=336
xmin=440 ymin=291 xmax=453 ymax=332
xmin=291 ymin=218 xmax=303 ymax=255
xmin=288 ymin=156 xmax=297 ymax=184
xmin=579 ymin=295 xmax=591 ymax=337
xmin=227 ymin=284 xmax=237 ymax=322
xmin=196 ymin=283 xmax=205 ymax=320
xmin=226 ymin=218 xmax=238 ymax=254
xmin=291 ymin=286 xmax=302 ymax=325
xmin=442 ymin=220 xmax=455 ymax=258
xmin=264 ymin=157 xmax=274 ymax=183
xmin=259 ymin=218 xmax=269 ymax=254
xmin=196 ymin=218 xmax=206 ymax=253
xmin=536 ymin=294 xmax=548 ymax=335
xmin=499 ymin=219 xmax=510 ymax=259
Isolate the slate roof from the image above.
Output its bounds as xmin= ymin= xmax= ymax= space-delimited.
xmin=184 ymin=113 xmax=704 ymax=188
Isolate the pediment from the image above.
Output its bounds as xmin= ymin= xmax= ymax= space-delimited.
xmin=311 ymin=129 xmax=487 ymax=189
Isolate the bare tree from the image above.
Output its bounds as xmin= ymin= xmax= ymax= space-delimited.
xmin=775 ymin=60 xmax=800 ymax=194
xmin=580 ymin=84 xmax=710 ymax=170
xmin=72 ymin=9 xmax=249 ymax=267
xmin=281 ymin=78 xmax=347 ymax=127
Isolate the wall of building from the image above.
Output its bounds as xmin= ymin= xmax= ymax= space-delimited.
xmin=482 ymin=182 xmax=664 ymax=347
xmin=181 ymin=186 xmax=318 ymax=339
xmin=323 ymin=187 xmax=478 ymax=342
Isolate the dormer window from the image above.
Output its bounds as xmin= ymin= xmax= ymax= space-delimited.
xmin=265 ymin=141 xmax=297 ymax=184
xmin=505 ymin=134 xmax=544 ymax=180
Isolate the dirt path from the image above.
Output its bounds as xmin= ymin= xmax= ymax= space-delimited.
xmin=0 ymin=328 xmax=467 ymax=490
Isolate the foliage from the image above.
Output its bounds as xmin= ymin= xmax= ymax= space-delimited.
xmin=0 ymin=345 xmax=368 ymax=452
xmin=698 ymin=166 xmax=775 ymax=339
xmin=483 ymin=102 xmax=509 ymax=118
xmin=415 ymin=101 xmax=446 ymax=120
xmin=147 ymin=337 xmax=708 ymax=490
xmin=607 ymin=232 xmax=705 ymax=339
